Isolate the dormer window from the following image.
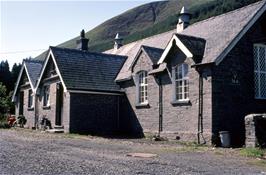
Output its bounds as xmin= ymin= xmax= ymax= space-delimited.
xmin=136 ymin=71 xmax=148 ymax=105
xmin=173 ymin=63 xmax=189 ymax=102
xmin=254 ymin=44 xmax=266 ymax=99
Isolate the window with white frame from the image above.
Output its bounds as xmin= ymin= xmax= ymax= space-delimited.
xmin=137 ymin=71 xmax=148 ymax=104
xmin=43 ymin=85 xmax=50 ymax=107
xmin=174 ymin=63 xmax=189 ymax=101
xmin=28 ymin=89 xmax=33 ymax=108
xmin=254 ymin=44 xmax=266 ymax=99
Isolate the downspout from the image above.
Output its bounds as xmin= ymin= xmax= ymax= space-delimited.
xmin=117 ymin=96 xmax=120 ymax=132
xmin=158 ymin=77 xmax=163 ymax=136
xmin=34 ymin=92 xmax=38 ymax=129
xmin=197 ymin=70 xmax=206 ymax=144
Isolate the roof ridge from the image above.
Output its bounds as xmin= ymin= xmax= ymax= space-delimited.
xmin=142 ymin=45 xmax=164 ymax=51
xmin=189 ymin=0 xmax=265 ymax=27
xmin=24 ymin=59 xmax=43 ymax=64
xmin=108 ymin=1 xmax=265 ymax=53
xmin=50 ymin=46 xmax=127 ymax=59
xmin=176 ymin=33 xmax=206 ymax=41
xmin=108 ymin=29 xmax=175 ymax=52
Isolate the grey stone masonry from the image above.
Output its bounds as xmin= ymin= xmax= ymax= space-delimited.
xmin=245 ymin=114 xmax=266 ymax=148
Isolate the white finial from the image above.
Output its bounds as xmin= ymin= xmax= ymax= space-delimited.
xmin=177 ymin=6 xmax=191 ymax=33
xmin=115 ymin=33 xmax=121 ymax=40
xmin=114 ymin=33 xmax=123 ymax=50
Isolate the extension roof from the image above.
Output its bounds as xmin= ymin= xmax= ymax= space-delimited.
xmin=38 ymin=47 xmax=127 ymax=92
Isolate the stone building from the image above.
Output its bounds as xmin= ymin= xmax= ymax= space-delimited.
xmin=12 ymin=1 xmax=266 ymax=146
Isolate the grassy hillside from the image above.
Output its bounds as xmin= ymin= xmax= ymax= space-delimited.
xmin=57 ymin=0 xmax=261 ymax=53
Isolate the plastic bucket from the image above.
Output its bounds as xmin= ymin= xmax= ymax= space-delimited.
xmin=219 ymin=131 xmax=230 ymax=148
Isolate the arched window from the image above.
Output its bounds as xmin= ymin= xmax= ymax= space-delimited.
xmin=174 ymin=63 xmax=189 ymax=101
xmin=137 ymin=71 xmax=148 ymax=104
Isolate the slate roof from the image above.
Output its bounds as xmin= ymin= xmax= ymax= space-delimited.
xmin=176 ymin=34 xmax=206 ymax=58
xmin=105 ymin=0 xmax=266 ymax=81
xmin=142 ymin=45 xmax=164 ymax=65
xmin=24 ymin=60 xmax=43 ymax=87
xmin=180 ymin=0 xmax=266 ymax=64
xmin=105 ymin=30 xmax=175 ymax=81
xmin=50 ymin=47 xmax=127 ymax=92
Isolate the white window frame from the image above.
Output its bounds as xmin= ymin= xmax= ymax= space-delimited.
xmin=136 ymin=71 xmax=148 ymax=105
xmin=43 ymin=85 xmax=50 ymax=107
xmin=172 ymin=63 xmax=189 ymax=102
xmin=254 ymin=44 xmax=266 ymax=99
xmin=28 ymin=89 xmax=34 ymax=108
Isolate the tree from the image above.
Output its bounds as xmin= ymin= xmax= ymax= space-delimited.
xmin=0 ymin=60 xmax=12 ymax=93
xmin=11 ymin=63 xmax=22 ymax=90
xmin=0 ymin=82 xmax=10 ymax=114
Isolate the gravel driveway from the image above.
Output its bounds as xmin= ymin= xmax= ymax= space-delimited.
xmin=0 ymin=129 xmax=265 ymax=175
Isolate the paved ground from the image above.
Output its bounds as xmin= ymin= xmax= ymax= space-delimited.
xmin=0 ymin=129 xmax=265 ymax=175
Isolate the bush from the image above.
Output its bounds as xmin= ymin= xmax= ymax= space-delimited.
xmin=0 ymin=114 xmax=11 ymax=129
xmin=17 ymin=115 xmax=27 ymax=128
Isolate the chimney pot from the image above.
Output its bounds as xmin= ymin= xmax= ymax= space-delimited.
xmin=76 ymin=29 xmax=89 ymax=51
xmin=176 ymin=6 xmax=192 ymax=33
xmin=114 ymin=33 xmax=123 ymax=50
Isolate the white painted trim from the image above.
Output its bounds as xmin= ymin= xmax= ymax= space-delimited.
xmin=68 ymin=90 xmax=124 ymax=96
xmin=49 ymin=51 xmax=67 ymax=92
xmin=35 ymin=48 xmax=67 ymax=93
xmin=12 ymin=62 xmax=36 ymax=102
xmin=24 ymin=65 xmax=35 ymax=93
xmin=129 ymin=47 xmax=144 ymax=72
xmin=215 ymin=3 xmax=266 ymax=65
xmin=158 ymin=35 xmax=193 ymax=64
xmin=129 ymin=46 xmax=155 ymax=72
xmin=35 ymin=50 xmax=51 ymax=92
xmin=158 ymin=37 xmax=175 ymax=64
xmin=12 ymin=63 xmax=25 ymax=102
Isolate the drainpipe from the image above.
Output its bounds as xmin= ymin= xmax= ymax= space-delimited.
xmin=34 ymin=93 xmax=38 ymax=129
xmin=158 ymin=77 xmax=163 ymax=136
xmin=197 ymin=72 xmax=206 ymax=144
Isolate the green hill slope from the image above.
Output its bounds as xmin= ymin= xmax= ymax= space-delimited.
xmin=57 ymin=0 xmax=261 ymax=52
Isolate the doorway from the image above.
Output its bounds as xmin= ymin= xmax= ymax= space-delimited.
xmin=19 ymin=91 xmax=24 ymax=115
xmin=55 ymin=83 xmax=63 ymax=126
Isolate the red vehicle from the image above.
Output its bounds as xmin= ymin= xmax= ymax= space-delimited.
xmin=7 ymin=115 xmax=17 ymax=127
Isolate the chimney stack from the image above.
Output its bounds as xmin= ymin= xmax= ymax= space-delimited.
xmin=114 ymin=33 xmax=123 ymax=50
xmin=76 ymin=29 xmax=89 ymax=51
xmin=176 ymin=6 xmax=192 ymax=33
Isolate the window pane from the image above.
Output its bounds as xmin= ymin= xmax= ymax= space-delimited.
xmin=183 ymin=64 xmax=189 ymax=77
xmin=174 ymin=64 xmax=189 ymax=101
xmin=255 ymin=72 xmax=260 ymax=98
xmin=254 ymin=46 xmax=259 ymax=71
xmin=261 ymin=73 xmax=266 ymax=98
xmin=138 ymin=71 xmax=148 ymax=104
xmin=259 ymin=46 xmax=266 ymax=71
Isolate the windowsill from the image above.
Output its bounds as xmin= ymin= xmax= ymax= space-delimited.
xmin=255 ymin=97 xmax=266 ymax=100
xmin=136 ymin=102 xmax=150 ymax=108
xmin=171 ymin=99 xmax=191 ymax=106
xmin=27 ymin=107 xmax=34 ymax=111
xmin=43 ymin=106 xmax=51 ymax=110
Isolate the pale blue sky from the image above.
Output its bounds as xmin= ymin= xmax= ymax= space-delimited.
xmin=0 ymin=0 xmax=156 ymax=67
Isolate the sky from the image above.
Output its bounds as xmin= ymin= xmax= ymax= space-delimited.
xmin=0 ymin=0 xmax=156 ymax=68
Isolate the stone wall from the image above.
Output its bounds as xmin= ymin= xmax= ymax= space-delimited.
xmin=245 ymin=114 xmax=266 ymax=148
xmin=19 ymin=86 xmax=35 ymax=129
xmin=212 ymin=14 xmax=266 ymax=146
xmin=37 ymin=81 xmax=58 ymax=128
xmin=120 ymin=48 xmax=212 ymax=142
